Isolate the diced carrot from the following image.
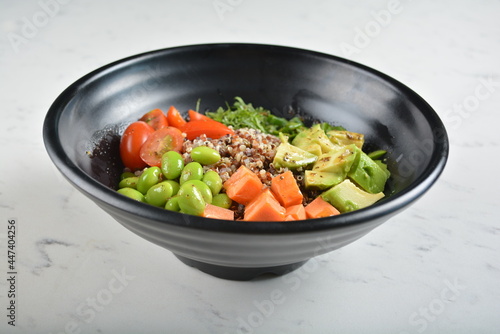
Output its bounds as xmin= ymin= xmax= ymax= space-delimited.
xmin=244 ymin=189 xmax=286 ymax=221
xmin=271 ymin=171 xmax=303 ymax=207
xmin=285 ymin=204 xmax=306 ymax=221
xmin=202 ymin=204 xmax=234 ymax=220
xmin=224 ymin=166 xmax=263 ymax=205
xmin=166 ymin=106 xmax=187 ymax=128
xmin=305 ymin=197 xmax=340 ymax=219
xmin=223 ymin=165 xmax=249 ymax=189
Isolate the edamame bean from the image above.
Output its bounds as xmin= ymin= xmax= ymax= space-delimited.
xmin=145 ymin=181 xmax=174 ymax=207
xmin=136 ymin=166 xmax=162 ymax=194
xmin=212 ymin=193 xmax=232 ymax=209
xmin=178 ymin=184 xmax=206 ymax=216
xmin=120 ymin=172 xmax=135 ymax=180
xmin=118 ymin=176 xmax=139 ymax=189
xmin=202 ymin=170 xmax=222 ymax=195
xmin=161 ymin=151 xmax=184 ymax=180
xmin=179 ymin=162 xmax=203 ymax=185
xmin=117 ymin=188 xmax=145 ymax=202
xmin=165 ymin=196 xmax=181 ymax=212
xmin=164 ymin=180 xmax=180 ymax=196
xmin=190 ymin=146 xmax=221 ymax=165
xmin=179 ymin=180 xmax=213 ymax=204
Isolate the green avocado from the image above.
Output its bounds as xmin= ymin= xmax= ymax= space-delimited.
xmin=347 ymin=146 xmax=390 ymax=194
xmin=305 ymin=170 xmax=344 ymax=190
xmin=292 ymin=124 xmax=337 ymax=156
xmin=273 ymin=141 xmax=318 ymax=170
xmin=327 ymin=130 xmax=365 ymax=149
xmin=312 ymin=144 xmax=358 ymax=173
xmin=321 ymin=179 xmax=384 ymax=213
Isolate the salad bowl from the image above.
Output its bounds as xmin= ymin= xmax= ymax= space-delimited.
xmin=43 ymin=43 xmax=448 ymax=280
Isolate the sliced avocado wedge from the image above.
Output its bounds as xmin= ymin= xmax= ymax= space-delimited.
xmin=292 ymin=124 xmax=337 ymax=156
xmin=305 ymin=170 xmax=344 ymax=190
xmin=273 ymin=142 xmax=318 ymax=170
xmin=347 ymin=146 xmax=389 ymax=194
xmin=312 ymin=144 xmax=357 ymax=175
xmin=327 ymin=130 xmax=365 ymax=149
xmin=321 ymin=179 xmax=384 ymax=213
xmin=374 ymin=160 xmax=391 ymax=179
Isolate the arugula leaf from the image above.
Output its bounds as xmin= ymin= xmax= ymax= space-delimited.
xmin=206 ymin=97 xmax=306 ymax=138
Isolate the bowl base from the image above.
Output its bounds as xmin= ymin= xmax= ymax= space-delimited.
xmin=174 ymin=254 xmax=307 ymax=281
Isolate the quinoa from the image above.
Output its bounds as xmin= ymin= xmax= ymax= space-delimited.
xmin=182 ymin=127 xmax=284 ymax=186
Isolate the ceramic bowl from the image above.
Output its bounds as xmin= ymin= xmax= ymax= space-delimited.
xmin=43 ymin=44 xmax=448 ymax=280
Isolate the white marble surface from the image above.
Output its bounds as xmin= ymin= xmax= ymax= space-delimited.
xmin=1 ymin=0 xmax=499 ymax=333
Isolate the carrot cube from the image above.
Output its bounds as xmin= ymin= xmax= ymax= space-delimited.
xmin=305 ymin=197 xmax=340 ymax=219
xmin=271 ymin=171 xmax=303 ymax=207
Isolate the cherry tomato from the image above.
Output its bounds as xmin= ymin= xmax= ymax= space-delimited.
xmin=181 ymin=120 xmax=234 ymax=140
xmin=139 ymin=108 xmax=168 ymax=130
xmin=120 ymin=121 xmax=155 ymax=171
xmin=139 ymin=126 xmax=184 ymax=167
xmin=166 ymin=106 xmax=187 ymax=128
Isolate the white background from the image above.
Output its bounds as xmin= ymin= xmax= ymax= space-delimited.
xmin=1 ymin=0 xmax=499 ymax=333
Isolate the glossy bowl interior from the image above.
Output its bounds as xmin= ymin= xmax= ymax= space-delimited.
xmin=43 ymin=44 xmax=448 ymax=280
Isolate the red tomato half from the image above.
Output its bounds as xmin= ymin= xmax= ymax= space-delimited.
xmin=139 ymin=108 xmax=168 ymax=130
xmin=139 ymin=126 xmax=184 ymax=167
xmin=120 ymin=121 xmax=155 ymax=171
xmin=166 ymin=106 xmax=187 ymax=129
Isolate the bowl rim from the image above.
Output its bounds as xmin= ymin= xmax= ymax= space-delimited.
xmin=43 ymin=42 xmax=449 ymax=234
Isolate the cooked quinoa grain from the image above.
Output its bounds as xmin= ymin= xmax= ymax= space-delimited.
xmin=182 ymin=128 xmax=284 ymax=186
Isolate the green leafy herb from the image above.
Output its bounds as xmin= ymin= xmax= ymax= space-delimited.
xmin=206 ymin=97 xmax=307 ymax=138
xmin=206 ymin=97 xmax=345 ymax=140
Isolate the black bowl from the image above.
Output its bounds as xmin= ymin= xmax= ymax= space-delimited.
xmin=43 ymin=44 xmax=448 ymax=280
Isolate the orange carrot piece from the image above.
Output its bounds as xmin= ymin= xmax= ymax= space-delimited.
xmin=202 ymin=204 xmax=234 ymax=220
xmin=224 ymin=166 xmax=263 ymax=205
xmin=285 ymin=204 xmax=306 ymax=221
xmin=244 ymin=189 xmax=286 ymax=221
xmin=305 ymin=197 xmax=340 ymax=219
xmin=271 ymin=171 xmax=303 ymax=207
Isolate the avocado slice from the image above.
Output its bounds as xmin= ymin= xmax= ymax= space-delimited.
xmin=312 ymin=144 xmax=358 ymax=174
xmin=292 ymin=124 xmax=337 ymax=156
xmin=305 ymin=170 xmax=344 ymax=190
xmin=273 ymin=141 xmax=318 ymax=170
xmin=347 ymin=146 xmax=389 ymax=194
xmin=374 ymin=160 xmax=391 ymax=179
xmin=327 ymin=130 xmax=365 ymax=149
xmin=321 ymin=179 xmax=384 ymax=213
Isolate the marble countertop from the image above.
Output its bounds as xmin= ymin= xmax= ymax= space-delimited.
xmin=1 ymin=0 xmax=499 ymax=333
